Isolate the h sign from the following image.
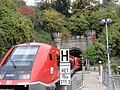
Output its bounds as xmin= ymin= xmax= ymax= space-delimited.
xmin=60 ymin=49 xmax=69 ymax=62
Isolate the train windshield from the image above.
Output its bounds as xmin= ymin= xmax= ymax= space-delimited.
xmin=0 ymin=46 xmax=39 ymax=80
xmin=4 ymin=46 xmax=39 ymax=66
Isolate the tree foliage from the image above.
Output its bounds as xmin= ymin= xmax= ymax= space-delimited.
xmin=68 ymin=2 xmax=99 ymax=36
xmin=0 ymin=0 xmax=16 ymax=10
xmin=36 ymin=1 xmax=52 ymax=10
xmin=0 ymin=0 xmax=33 ymax=56
xmin=0 ymin=0 xmax=120 ymax=60
xmin=93 ymin=41 xmax=107 ymax=62
xmin=18 ymin=6 xmax=35 ymax=17
xmin=72 ymin=0 xmax=98 ymax=12
xmin=98 ymin=19 xmax=120 ymax=56
xmin=25 ymin=6 xmax=56 ymax=46
xmin=80 ymin=45 xmax=99 ymax=64
xmin=52 ymin=0 xmax=71 ymax=16
xmin=41 ymin=8 xmax=65 ymax=33
xmin=80 ymin=45 xmax=97 ymax=59
xmin=14 ymin=0 xmax=26 ymax=7
xmin=68 ymin=13 xmax=89 ymax=35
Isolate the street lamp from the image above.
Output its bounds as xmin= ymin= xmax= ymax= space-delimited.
xmin=100 ymin=18 xmax=112 ymax=90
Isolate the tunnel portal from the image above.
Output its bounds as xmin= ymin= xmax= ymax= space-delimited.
xmin=69 ymin=47 xmax=82 ymax=58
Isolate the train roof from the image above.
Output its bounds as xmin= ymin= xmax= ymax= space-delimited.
xmin=16 ymin=42 xmax=52 ymax=48
xmin=16 ymin=42 xmax=49 ymax=46
xmin=14 ymin=42 xmax=59 ymax=52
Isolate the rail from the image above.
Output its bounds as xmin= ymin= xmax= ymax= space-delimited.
xmin=113 ymin=76 xmax=120 ymax=90
xmin=64 ymin=71 xmax=84 ymax=90
xmin=102 ymin=70 xmax=120 ymax=90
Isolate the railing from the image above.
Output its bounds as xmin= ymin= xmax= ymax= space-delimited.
xmin=102 ymin=70 xmax=120 ymax=90
xmin=65 ymin=71 xmax=84 ymax=90
xmin=113 ymin=76 xmax=120 ymax=90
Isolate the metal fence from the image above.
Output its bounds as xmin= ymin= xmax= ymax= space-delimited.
xmin=65 ymin=71 xmax=84 ymax=90
xmin=102 ymin=70 xmax=120 ymax=90
xmin=113 ymin=76 xmax=120 ymax=90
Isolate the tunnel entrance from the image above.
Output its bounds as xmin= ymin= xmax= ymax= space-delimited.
xmin=70 ymin=47 xmax=82 ymax=58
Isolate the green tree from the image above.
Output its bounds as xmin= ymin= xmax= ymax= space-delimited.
xmin=0 ymin=0 xmax=33 ymax=56
xmin=93 ymin=41 xmax=107 ymax=63
xmin=36 ymin=1 xmax=52 ymax=10
xmin=32 ymin=7 xmax=43 ymax=31
xmin=103 ymin=0 xmax=112 ymax=4
xmin=72 ymin=0 xmax=98 ymax=11
xmin=41 ymin=8 xmax=65 ymax=39
xmin=68 ymin=12 xmax=89 ymax=36
xmin=52 ymin=0 xmax=71 ymax=16
xmin=109 ymin=21 xmax=120 ymax=56
xmin=98 ymin=20 xmax=120 ymax=56
xmin=14 ymin=0 xmax=26 ymax=7
xmin=0 ymin=0 xmax=16 ymax=10
xmin=89 ymin=11 xmax=118 ymax=36
xmin=68 ymin=1 xmax=99 ymax=36
xmin=29 ymin=6 xmax=57 ymax=46
xmin=80 ymin=45 xmax=98 ymax=65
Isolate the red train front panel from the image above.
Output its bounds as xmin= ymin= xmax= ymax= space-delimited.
xmin=0 ymin=42 xmax=60 ymax=86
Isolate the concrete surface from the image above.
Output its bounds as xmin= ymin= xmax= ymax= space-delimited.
xmin=81 ymin=71 xmax=107 ymax=90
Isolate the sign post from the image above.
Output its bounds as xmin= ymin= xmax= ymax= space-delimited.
xmin=60 ymin=49 xmax=71 ymax=90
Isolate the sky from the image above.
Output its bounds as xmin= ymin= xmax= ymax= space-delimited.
xmin=23 ymin=0 xmax=75 ymax=6
xmin=23 ymin=0 xmax=120 ymax=6
xmin=23 ymin=0 xmax=35 ymax=6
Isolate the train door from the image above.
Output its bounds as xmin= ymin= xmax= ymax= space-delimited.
xmin=56 ymin=55 xmax=60 ymax=69
xmin=49 ymin=53 xmax=54 ymax=75
xmin=49 ymin=49 xmax=58 ymax=75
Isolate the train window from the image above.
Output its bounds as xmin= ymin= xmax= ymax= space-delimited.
xmin=10 ymin=46 xmax=39 ymax=61
xmin=2 ymin=46 xmax=39 ymax=67
xmin=49 ymin=54 xmax=52 ymax=61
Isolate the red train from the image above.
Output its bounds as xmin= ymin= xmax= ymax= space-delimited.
xmin=0 ymin=42 xmax=82 ymax=90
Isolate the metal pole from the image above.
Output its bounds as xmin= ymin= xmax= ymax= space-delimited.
xmin=64 ymin=86 xmax=67 ymax=90
xmin=105 ymin=20 xmax=111 ymax=90
xmin=85 ymin=59 xmax=87 ymax=71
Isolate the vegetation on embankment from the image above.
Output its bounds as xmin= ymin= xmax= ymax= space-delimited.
xmin=0 ymin=0 xmax=120 ymax=68
xmin=111 ymin=57 xmax=120 ymax=74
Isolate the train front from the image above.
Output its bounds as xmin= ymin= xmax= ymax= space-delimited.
xmin=0 ymin=44 xmax=43 ymax=90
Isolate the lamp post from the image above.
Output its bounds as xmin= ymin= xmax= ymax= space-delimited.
xmin=100 ymin=18 xmax=112 ymax=90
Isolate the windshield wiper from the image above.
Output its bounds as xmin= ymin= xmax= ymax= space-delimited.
xmin=9 ymin=57 xmax=17 ymax=68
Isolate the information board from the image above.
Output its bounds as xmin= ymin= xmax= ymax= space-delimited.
xmin=60 ymin=73 xmax=71 ymax=85
xmin=60 ymin=49 xmax=71 ymax=85
xmin=60 ymin=63 xmax=71 ymax=73
xmin=60 ymin=49 xmax=69 ymax=62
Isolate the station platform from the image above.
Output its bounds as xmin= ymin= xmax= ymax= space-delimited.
xmin=61 ymin=67 xmax=108 ymax=90
xmin=81 ymin=71 xmax=107 ymax=90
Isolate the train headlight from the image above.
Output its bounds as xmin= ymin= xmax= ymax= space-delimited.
xmin=19 ymin=74 xmax=30 ymax=80
xmin=18 ymin=71 xmax=31 ymax=80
